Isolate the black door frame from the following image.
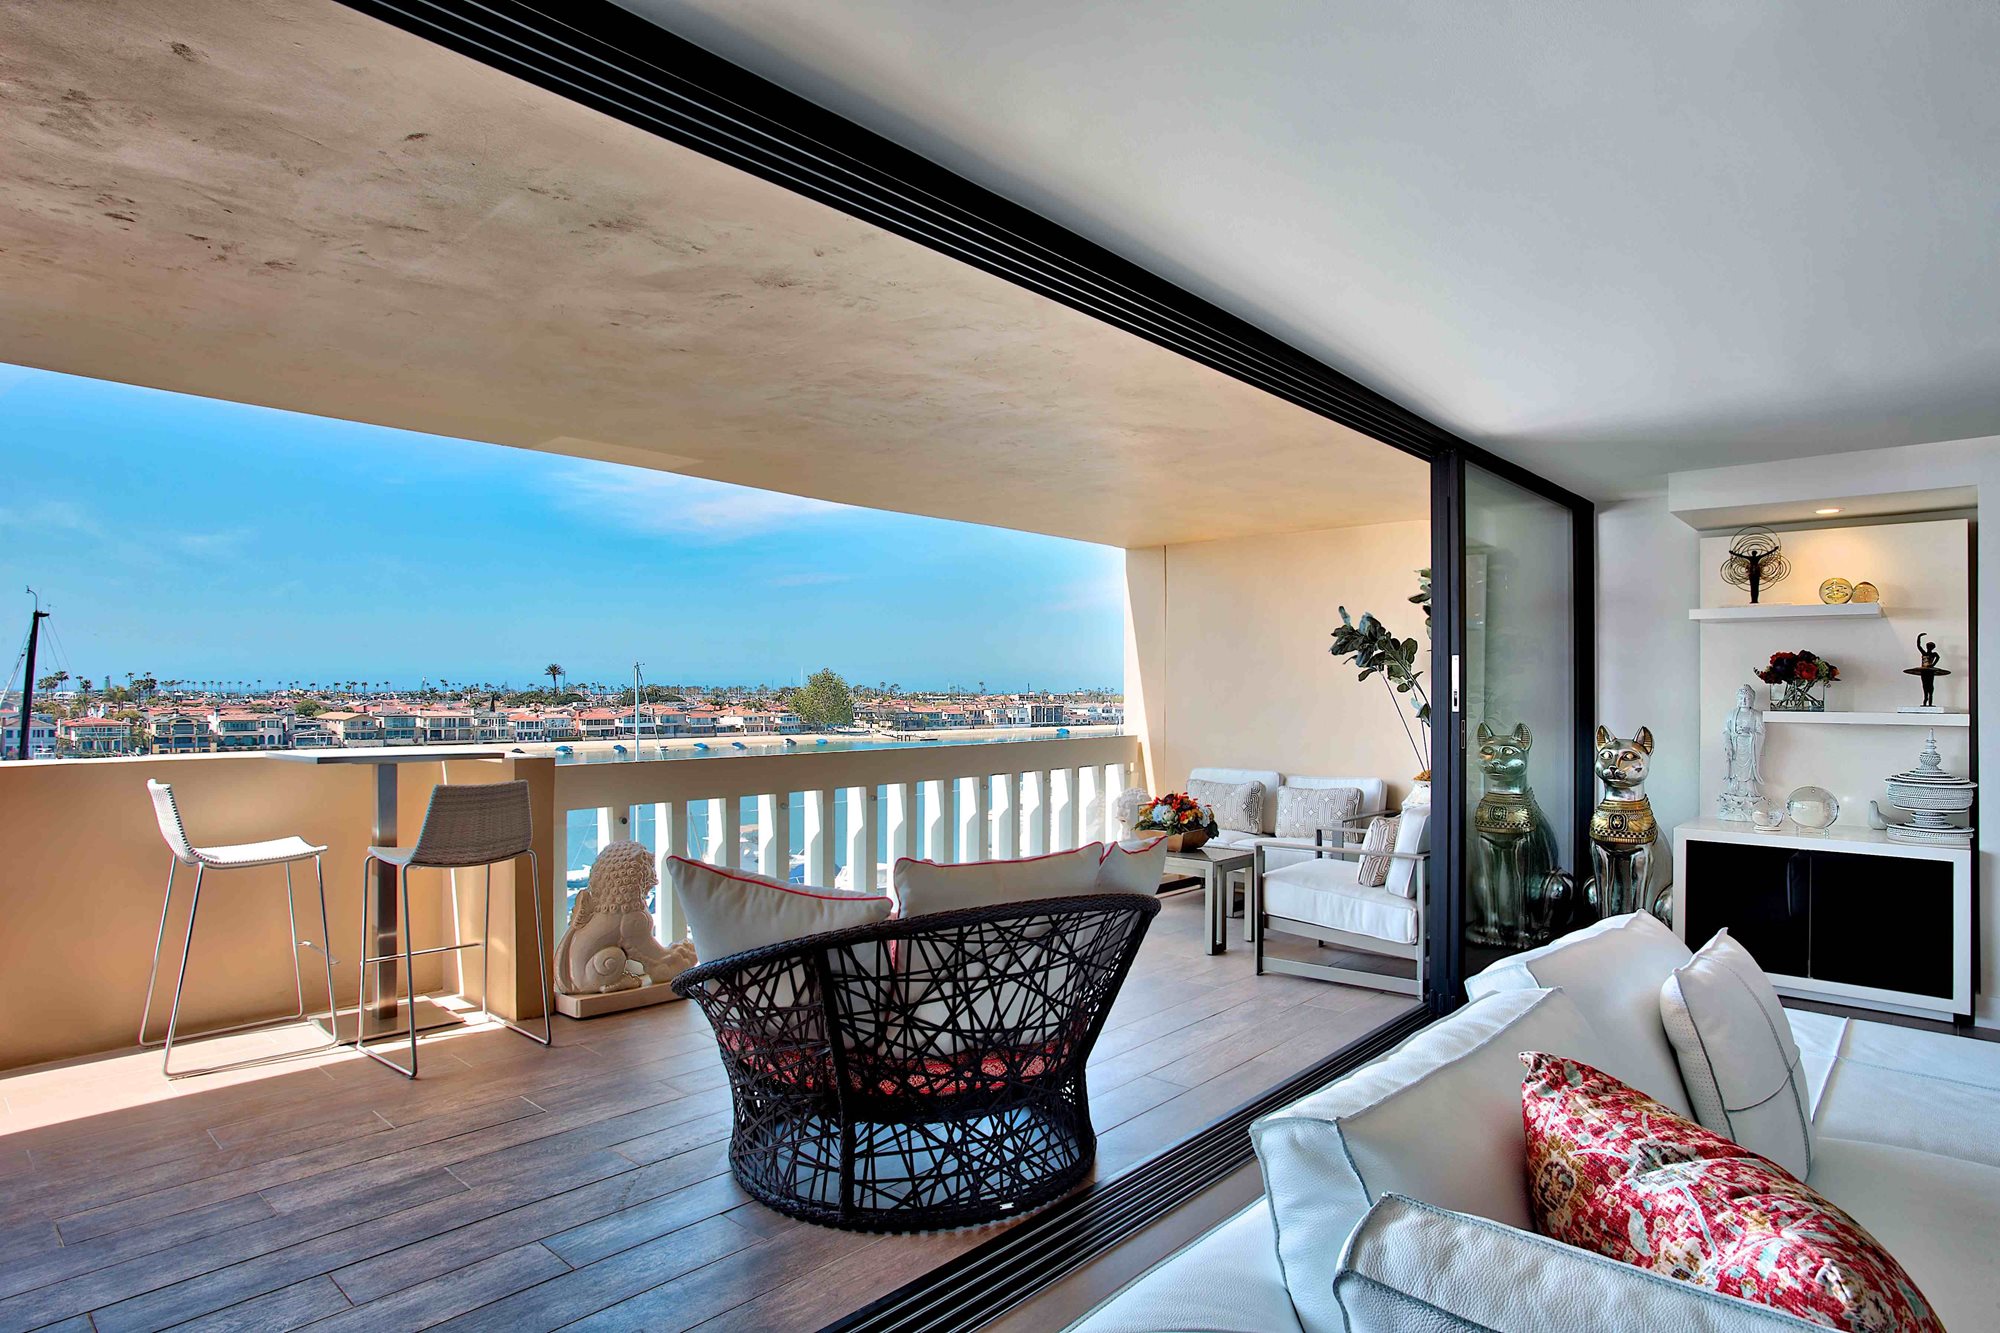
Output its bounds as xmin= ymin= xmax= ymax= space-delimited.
xmin=334 ymin=0 xmax=1597 ymax=1314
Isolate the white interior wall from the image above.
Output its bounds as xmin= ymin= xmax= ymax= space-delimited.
xmin=1604 ymin=435 xmax=1999 ymax=1027
xmin=1596 ymin=496 xmax=1702 ymax=836
xmin=1125 ymin=519 xmax=1431 ymax=811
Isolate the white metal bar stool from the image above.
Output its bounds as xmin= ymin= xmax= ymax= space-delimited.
xmin=141 ymin=779 xmax=338 ymax=1078
xmin=356 ymin=780 xmax=552 ymax=1077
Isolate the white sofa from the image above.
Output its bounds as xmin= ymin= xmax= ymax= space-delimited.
xmin=1189 ymin=768 xmax=1390 ymax=873
xmin=1069 ymin=913 xmax=2000 ymax=1332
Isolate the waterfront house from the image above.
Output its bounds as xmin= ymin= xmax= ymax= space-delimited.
xmin=419 ymin=709 xmax=475 ymax=744
xmin=316 ymin=710 xmax=384 ymax=747
xmin=144 ymin=710 xmax=211 ymax=754
xmin=376 ymin=708 xmax=421 ymax=745
xmin=576 ymin=707 xmax=620 ymax=740
xmin=56 ymin=715 xmax=134 ymax=756
xmin=0 ymin=711 xmax=58 ymax=758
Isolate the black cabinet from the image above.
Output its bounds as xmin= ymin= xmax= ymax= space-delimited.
xmin=1807 ymin=850 xmax=1954 ymax=999
xmin=1681 ymin=836 xmax=1959 ymax=1006
xmin=1685 ymin=841 xmax=1808 ymax=977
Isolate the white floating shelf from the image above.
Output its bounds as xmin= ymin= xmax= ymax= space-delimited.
xmin=1688 ymin=603 xmax=1886 ymax=622
xmin=1763 ymin=711 xmax=1970 ymax=727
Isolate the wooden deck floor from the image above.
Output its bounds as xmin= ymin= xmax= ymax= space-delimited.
xmin=0 ymin=890 xmax=1412 ymax=1332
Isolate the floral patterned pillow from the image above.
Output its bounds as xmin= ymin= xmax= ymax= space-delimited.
xmin=1521 ymin=1052 xmax=1943 ymax=1333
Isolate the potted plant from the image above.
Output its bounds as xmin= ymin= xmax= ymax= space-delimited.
xmin=1755 ymin=650 xmax=1840 ymax=712
xmin=1135 ymin=792 xmax=1220 ymax=852
xmin=1330 ymin=570 xmax=1432 ymax=782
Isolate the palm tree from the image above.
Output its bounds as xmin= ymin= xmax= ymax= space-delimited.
xmin=545 ymin=663 xmax=565 ymax=693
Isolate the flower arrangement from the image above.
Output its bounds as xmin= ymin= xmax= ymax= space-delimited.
xmin=1756 ymin=650 xmax=1840 ymax=712
xmin=1135 ymin=792 xmax=1219 ymax=851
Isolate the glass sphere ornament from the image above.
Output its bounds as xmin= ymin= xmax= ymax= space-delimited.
xmin=1785 ymin=786 xmax=1840 ymax=832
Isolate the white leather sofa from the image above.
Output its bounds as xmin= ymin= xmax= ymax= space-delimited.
xmin=1069 ymin=913 xmax=2000 ymax=1332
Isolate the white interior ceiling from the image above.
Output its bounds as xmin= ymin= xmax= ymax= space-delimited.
xmin=0 ymin=0 xmax=1425 ymax=550
xmin=618 ymin=0 xmax=2000 ymax=499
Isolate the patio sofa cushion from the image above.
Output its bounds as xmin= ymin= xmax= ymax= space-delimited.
xmin=1809 ymin=1045 xmax=2000 ymax=1169
xmin=668 ymin=856 xmax=892 ymax=962
xmin=1186 ymin=777 xmax=1262 ymax=834
xmin=1188 ymin=767 xmax=1282 ymax=832
xmin=1273 ymin=784 xmax=1362 ymax=839
xmin=1250 ymin=986 xmax=1608 ymax=1333
xmin=892 ymin=843 xmax=1103 ymax=918
xmin=1067 ymin=1199 xmax=1300 ymax=1333
xmin=1466 ymin=910 xmax=1696 ymax=1119
xmin=1660 ymin=930 xmax=1815 ymax=1178
xmin=1333 ymin=1195 xmax=1824 ymax=1332
xmin=1095 ymin=836 xmax=1169 ymax=895
xmin=1262 ymin=857 xmax=1419 ymax=946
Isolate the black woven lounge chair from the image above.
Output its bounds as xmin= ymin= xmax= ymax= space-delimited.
xmin=672 ymin=892 xmax=1160 ymax=1232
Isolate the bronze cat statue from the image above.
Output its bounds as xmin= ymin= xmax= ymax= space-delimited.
xmin=1471 ymin=722 xmax=1571 ymax=948
xmin=1585 ymin=725 xmax=1672 ymax=923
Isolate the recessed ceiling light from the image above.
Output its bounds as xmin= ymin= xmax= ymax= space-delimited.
xmin=1814 ymin=507 xmax=1843 ymax=515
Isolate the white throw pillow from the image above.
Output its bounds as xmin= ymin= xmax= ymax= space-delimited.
xmin=1096 ymin=836 xmax=1168 ymax=895
xmin=667 ymin=856 xmax=892 ymax=962
xmin=892 ymin=843 xmax=1103 ymax=918
xmin=1660 ymin=929 xmax=1815 ymax=1179
xmin=1334 ymin=1195 xmax=1821 ymax=1332
xmin=1356 ymin=816 xmax=1398 ymax=888
xmin=1465 ymin=911 xmax=1696 ymax=1119
xmin=1380 ymin=807 xmax=1428 ymax=900
xmin=1186 ymin=778 xmax=1260 ymax=834
xmin=1275 ymin=784 xmax=1363 ymax=839
xmin=1251 ymin=987 xmax=1609 ymax=1333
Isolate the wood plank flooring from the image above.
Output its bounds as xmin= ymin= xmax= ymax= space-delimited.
xmin=0 ymin=889 xmax=1413 ymax=1332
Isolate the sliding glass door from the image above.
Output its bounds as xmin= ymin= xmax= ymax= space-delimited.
xmin=1430 ymin=456 xmax=1594 ymax=1004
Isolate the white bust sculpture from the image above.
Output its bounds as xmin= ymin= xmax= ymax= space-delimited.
xmin=555 ymin=841 xmax=697 ymax=996
xmin=1718 ymin=683 xmax=1766 ymax=822
xmin=1113 ymin=787 xmax=1150 ymax=840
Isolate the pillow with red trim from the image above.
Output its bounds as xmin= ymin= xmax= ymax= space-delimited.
xmin=892 ymin=843 xmax=1103 ymax=918
xmin=1096 ymin=836 xmax=1168 ymax=895
xmin=1521 ymin=1051 xmax=1943 ymax=1333
xmin=667 ymin=856 xmax=892 ymax=962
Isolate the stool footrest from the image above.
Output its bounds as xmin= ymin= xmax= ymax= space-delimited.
xmin=362 ymin=941 xmax=486 ymax=964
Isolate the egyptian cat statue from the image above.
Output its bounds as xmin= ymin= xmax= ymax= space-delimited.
xmin=1585 ymin=726 xmax=1672 ymax=923
xmin=1471 ymin=722 xmax=1569 ymax=948
xmin=554 ymin=841 xmax=697 ymax=998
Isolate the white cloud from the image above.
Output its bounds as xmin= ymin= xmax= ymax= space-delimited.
xmin=552 ymin=461 xmax=846 ymax=542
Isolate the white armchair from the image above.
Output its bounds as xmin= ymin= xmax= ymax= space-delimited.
xmin=1251 ymin=804 xmax=1430 ymax=996
xmin=1188 ymin=769 xmax=1393 ymax=940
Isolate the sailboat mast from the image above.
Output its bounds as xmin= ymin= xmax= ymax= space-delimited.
xmin=17 ymin=594 xmax=49 ymax=761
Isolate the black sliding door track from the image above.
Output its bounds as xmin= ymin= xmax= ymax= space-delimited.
xmin=825 ymin=1005 xmax=1430 ymax=1333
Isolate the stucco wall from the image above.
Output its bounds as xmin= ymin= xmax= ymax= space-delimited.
xmin=1124 ymin=519 xmax=1432 ymax=808
xmin=0 ymin=753 xmax=552 ymax=1072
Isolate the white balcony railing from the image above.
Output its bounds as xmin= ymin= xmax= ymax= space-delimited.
xmin=551 ymin=734 xmax=1141 ymax=940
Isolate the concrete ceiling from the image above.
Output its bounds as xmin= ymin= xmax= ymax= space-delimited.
xmin=617 ymin=0 xmax=2000 ymax=498
xmin=0 ymin=0 xmax=1424 ymax=549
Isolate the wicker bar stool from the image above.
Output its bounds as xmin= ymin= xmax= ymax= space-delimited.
xmin=141 ymin=780 xmax=338 ymax=1079
xmin=356 ymin=780 xmax=552 ymax=1077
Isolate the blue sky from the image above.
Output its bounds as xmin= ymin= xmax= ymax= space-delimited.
xmin=0 ymin=365 xmax=1125 ymax=692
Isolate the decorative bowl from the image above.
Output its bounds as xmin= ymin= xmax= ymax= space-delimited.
xmin=1163 ymin=830 xmax=1210 ymax=853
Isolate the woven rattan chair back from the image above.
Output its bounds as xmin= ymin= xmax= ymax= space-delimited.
xmin=146 ymin=780 xmax=200 ymax=865
xmin=406 ymin=780 xmax=533 ymax=868
xmin=674 ymin=892 xmax=1159 ymax=1232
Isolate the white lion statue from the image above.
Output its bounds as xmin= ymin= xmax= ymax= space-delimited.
xmin=554 ymin=841 xmax=697 ymax=997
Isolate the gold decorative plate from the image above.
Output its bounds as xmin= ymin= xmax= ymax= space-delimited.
xmin=1819 ymin=577 xmax=1854 ymax=604
xmin=1851 ymin=581 xmax=1880 ymax=603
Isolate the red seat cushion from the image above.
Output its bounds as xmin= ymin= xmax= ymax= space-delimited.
xmin=716 ymin=1027 xmax=1069 ymax=1098
xmin=1521 ymin=1051 xmax=1942 ymax=1333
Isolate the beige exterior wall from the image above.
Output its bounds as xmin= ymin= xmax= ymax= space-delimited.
xmin=0 ymin=753 xmax=555 ymax=1073
xmin=1125 ymin=519 xmax=1432 ymax=806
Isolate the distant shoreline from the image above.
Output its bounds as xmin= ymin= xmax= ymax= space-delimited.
xmin=519 ymin=723 xmax=1123 ymax=761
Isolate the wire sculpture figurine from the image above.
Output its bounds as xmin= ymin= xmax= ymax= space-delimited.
xmin=1720 ymin=526 xmax=1790 ymax=604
